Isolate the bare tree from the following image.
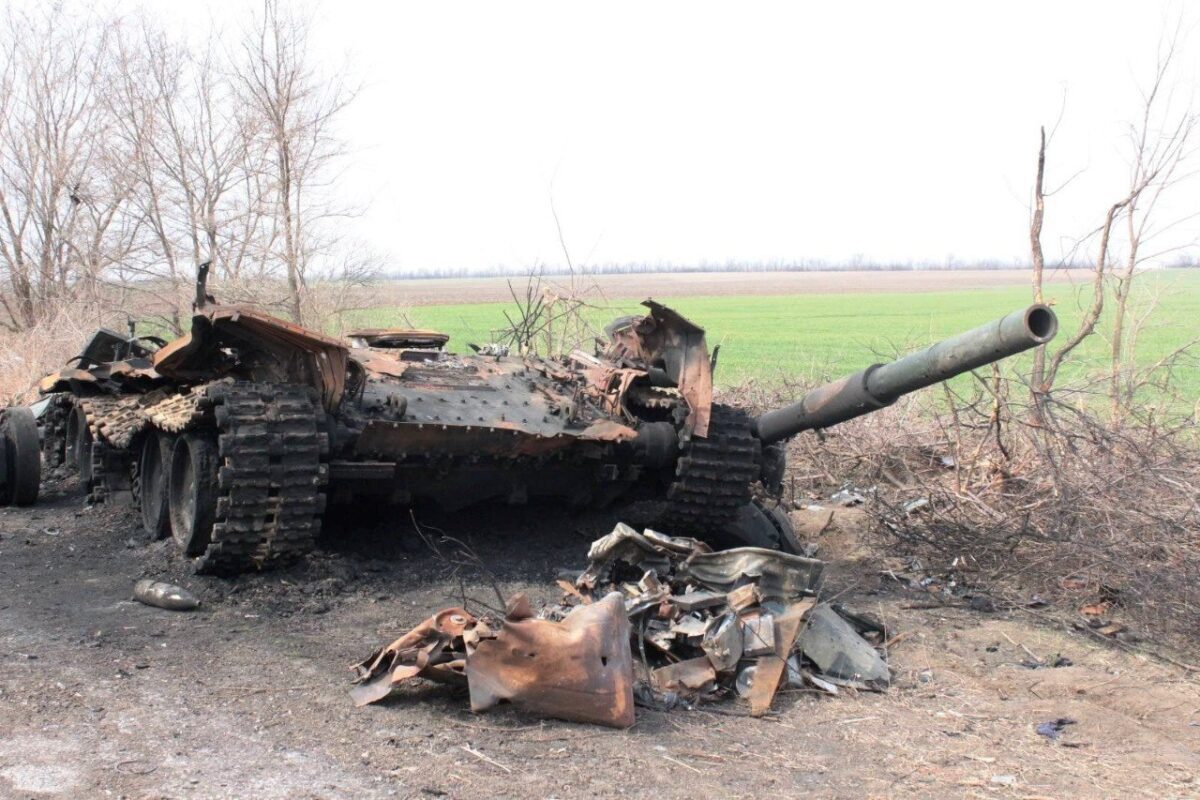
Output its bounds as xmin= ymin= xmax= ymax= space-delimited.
xmin=236 ymin=0 xmax=355 ymax=325
xmin=1028 ymin=126 xmax=1048 ymax=415
xmin=0 ymin=5 xmax=131 ymax=330
xmin=1028 ymin=25 xmax=1197 ymax=419
xmin=109 ymin=18 xmax=275 ymax=333
xmin=1105 ymin=31 xmax=1197 ymax=421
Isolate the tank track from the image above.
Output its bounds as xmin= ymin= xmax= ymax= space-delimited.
xmin=88 ymin=443 xmax=124 ymax=504
xmin=662 ymin=403 xmax=761 ymax=533
xmin=192 ymin=382 xmax=328 ymax=574
xmin=143 ymin=387 xmax=208 ymax=433
xmin=76 ymin=397 xmax=137 ymax=503
xmin=40 ymin=395 xmax=71 ymax=469
xmin=89 ymin=394 xmax=151 ymax=449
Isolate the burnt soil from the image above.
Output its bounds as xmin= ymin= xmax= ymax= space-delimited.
xmin=1 ymin=476 xmax=1197 ymax=799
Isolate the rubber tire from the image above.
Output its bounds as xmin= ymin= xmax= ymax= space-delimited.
xmin=69 ymin=406 xmax=94 ymax=491
xmin=139 ymin=431 xmax=173 ymax=539
xmin=2 ymin=408 xmax=40 ymax=506
xmin=168 ymin=433 xmax=218 ymax=557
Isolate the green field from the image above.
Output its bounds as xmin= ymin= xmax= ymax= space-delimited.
xmin=349 ymin=271 xmax=1200 ymax=399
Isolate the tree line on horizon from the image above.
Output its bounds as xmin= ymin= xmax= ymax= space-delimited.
xmin=382 ymin=257 xmax=1197 ymax=281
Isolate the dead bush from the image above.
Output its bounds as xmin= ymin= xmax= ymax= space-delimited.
xmin=0 ymin=300 xmax=121 ymax=403
xmin=497 ymin=272 xmax=605 ymax=356
xmin=725 ymin=376 xmax=1200 ymax=655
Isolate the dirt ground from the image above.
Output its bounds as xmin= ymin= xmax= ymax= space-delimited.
xmin=1 ymin=477 xmax=1197 ymax=800
xmin=379 ymin=269 xmax=1078 ymax=306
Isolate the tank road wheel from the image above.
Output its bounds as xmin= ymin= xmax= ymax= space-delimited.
xmin=139 ymin=430 xmax=174 ymax=539
xmin=169 ymin=433 xmax=219 ymax=556
xmin=662 ymin=404 xmax=761 ymax=537
xmin=1 ymin=408 xmax=41 ymax=506
xmin=172 ymin=383 xmax=327 ymax=575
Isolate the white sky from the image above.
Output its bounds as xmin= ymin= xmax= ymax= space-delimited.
xmin=164 ymin=1 xmax=1199 ymax=274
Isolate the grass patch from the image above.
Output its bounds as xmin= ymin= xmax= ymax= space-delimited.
xmin=347 ymin=270 xmax=1200 ymax=398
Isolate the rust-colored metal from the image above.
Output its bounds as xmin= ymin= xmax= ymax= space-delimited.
xmin=466 ymin=592 xmax=636 ymax=728
xmin=747 ymin=601 xmax=812 ymax=717
xmin=350 ymin=607 xmax=477 ymax=706
xmin=603 ymin=300 xmax=713 ymax=437
xmin=351 ymin=592 xmax=636 ymax=727
xmin=651 ymin=657 xmax=717 ymax=693
xmin=154 ymin=306 xmax=349 ymax=411
xmin=34 ymin=277 xmax=1052 ymax=578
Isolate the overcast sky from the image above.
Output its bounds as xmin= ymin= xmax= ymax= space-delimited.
xmin=161 ymin=1 xmax=1197 ymax=274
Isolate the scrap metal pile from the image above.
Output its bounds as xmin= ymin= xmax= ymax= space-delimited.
xmin=351 ymin=523 xmax=890 ymax=728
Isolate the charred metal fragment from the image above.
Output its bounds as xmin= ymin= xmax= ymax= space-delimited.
xmin=796 ymin=603 xmax=891 ymax=690
xmin=350 ymin=607 xmax=477 ymax=706
xmin=467 ymin=592 xmax=636 ymax=728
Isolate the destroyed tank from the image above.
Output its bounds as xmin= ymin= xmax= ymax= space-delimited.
xmin=19 ymin=267 xmax=1057 ymax=574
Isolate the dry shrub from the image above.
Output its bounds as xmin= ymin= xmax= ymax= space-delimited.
xmin=0 ymin=300 xmax=121 ymax=404
xmin=496 ymin=273 xmax=605 ymax=356
xmin=0 ymin=271 xmax=379 ymax=405
xmin=725 ymin=376 xmax=1200 ymax=653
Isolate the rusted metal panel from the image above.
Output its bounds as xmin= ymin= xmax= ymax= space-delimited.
xmin=350 ymin=607 xmax=477 ymax=707
xmin=37 ymin=368 xmax=96 ymax=394
xmin=603 ymin=301 xmax=714 ymax=437
xmin=353 ymin=348 xmax=639 ymax=457
xmin=354 ymin=351 xmax=409 ymax=379
xmin=651 ymin=657 xmax=717 ymax=693
xmin=747 ymin=601 xmax=811 ymax=717
xmin=354 ymin=420 xmax=634 ymax=459
xmin=154 ymin=306 xmax=350 ymax=411
xmin=467 ymin=592 xmax=635 ymax=728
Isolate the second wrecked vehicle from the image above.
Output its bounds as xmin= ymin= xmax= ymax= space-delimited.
xmin=26 ymin=267 xmax=1057 ymax=573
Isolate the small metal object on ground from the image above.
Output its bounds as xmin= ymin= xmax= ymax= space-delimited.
xmin=133 ymin=579 xmax=201 ymax=611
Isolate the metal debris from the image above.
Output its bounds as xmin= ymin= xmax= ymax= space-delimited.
xmin=467 ymin=592 xmax=635 ymax=728
xmin=796 ymin=603 xmax=890 ymax=689
xmin=741 ymin=613 xmax=777 ymax=657
xmin=350 ymin=607 xmax=476 ymax=707
xmin=682 ymin=547 xmax=824 ymax=598
xmin=351 ymin=593 xmax=635 ymax=728
xmin=351 ymin=522 xmax=891 ymax=726
xmin=561 ymin=523 xmax=889 ymax=716
xmin=652 ymin=657 xmax=717 ymax=694
xmin=132 ymin=579 xmax=200 ymax=611
xmin=1036 ymin=717 xmax=1078 ymax=741
xmin=829 ymin=487 xmax=867 ymax=507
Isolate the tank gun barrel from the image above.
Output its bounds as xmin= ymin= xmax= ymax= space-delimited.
xmin=754 ymin=304 xmax=1057 ymax=446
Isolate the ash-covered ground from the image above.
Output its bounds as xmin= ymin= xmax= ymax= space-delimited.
xmin=0 ymin=476 xmax=1196 ymax=799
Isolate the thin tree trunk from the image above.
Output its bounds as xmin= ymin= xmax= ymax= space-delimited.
xmin=1029 ymin=127 xmax=1048 ymax=417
